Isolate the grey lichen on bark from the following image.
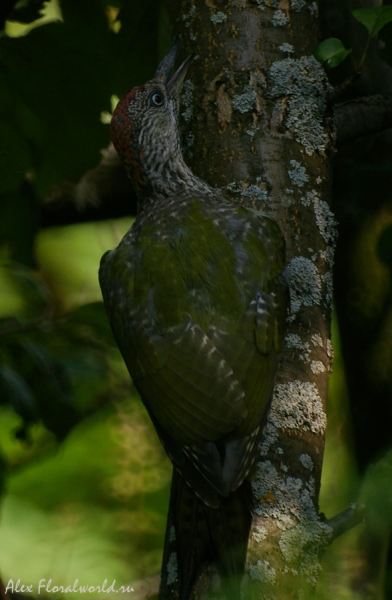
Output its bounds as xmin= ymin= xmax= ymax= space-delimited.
xmin=162 ymin=0 xmax=338 ymax=598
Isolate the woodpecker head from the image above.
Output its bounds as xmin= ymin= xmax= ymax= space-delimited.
xmin=111 ymin=43 xmax=192 ymax=194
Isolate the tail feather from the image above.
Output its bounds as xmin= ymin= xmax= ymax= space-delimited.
xmin=167 ymin=469 xmax=253 ymax=600
xmin=209 ymin=482 xmax=254 ymax=581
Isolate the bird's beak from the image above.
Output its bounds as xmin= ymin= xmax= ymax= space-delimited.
xmin=153 ymin=41 xmax=193 ymax=98
xmin=166 ymin=54 xmax=193 ymax=98
xmin=153 ymin=41 xmax=181 ymax=83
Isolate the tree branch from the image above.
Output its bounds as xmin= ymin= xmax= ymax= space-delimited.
xmin=37 ymin=94 xmax=392 ymax=227
xmin=40 ymin=145 xmax=136 ymax=228
xmin=326 ymin=504 xmax=365 ymax=543
xmin=335 ymin=95 xmax=392 ymax=146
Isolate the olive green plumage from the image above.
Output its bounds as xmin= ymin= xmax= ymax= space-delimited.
xmin=99 ymin=44 xmax=288 ymax=599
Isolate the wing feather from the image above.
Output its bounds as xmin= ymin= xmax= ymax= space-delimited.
xmin=99 ymin=204 xmax=289 ymax=503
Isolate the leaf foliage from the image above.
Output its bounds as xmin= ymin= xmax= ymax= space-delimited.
xmin=352 ymin=5 xmax=392 ymax=38
xmin=314 ymin=38 xmax=352 ymax=68
xmin=0 ymin=0 xmax=168 ymax=264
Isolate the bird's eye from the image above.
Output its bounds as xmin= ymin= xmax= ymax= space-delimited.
xmin=150 ymin=91 xmax=165 ymax=107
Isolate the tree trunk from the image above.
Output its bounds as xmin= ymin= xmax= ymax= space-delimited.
xmin=161 ymin=1 xmax=336 ymax=597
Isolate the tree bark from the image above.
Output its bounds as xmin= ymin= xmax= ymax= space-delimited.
xmin=160 ymin=1 xmax=336 ymax=598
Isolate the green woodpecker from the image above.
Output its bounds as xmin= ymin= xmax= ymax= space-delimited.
xmin=99 ymin=43 xmax=288 ymax=599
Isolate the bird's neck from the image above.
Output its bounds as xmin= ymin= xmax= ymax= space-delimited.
xmin=131 ymin=145 xmax=213 ymax=205
xmin=150 ymin=159 xmax=212 ymax=197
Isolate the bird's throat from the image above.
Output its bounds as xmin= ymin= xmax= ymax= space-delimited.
xmin=134 ymin=153 xmax=213 ymax=202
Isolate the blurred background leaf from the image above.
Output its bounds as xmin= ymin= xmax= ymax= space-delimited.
xmin=0 ymin=217 xmax=172 ymax=594
xmin=0 ymin=0 xmax=172 ymax=592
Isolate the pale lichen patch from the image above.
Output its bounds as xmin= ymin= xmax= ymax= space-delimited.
xmin=232 ymin=84 xmax=257 ymax=113
xmin=268 ymin=56 xmax=330 ymax=155
xmin=287 ymin=256 xmax=322 ymax=313
xmin=279 ymin=519 xmax=332 ymax=586
xmin=252 ymin=460 xmax=301 ymax=522
xmin=288 ymin=160 xmax=309 ymax=188
xmin=260 ymin=422 xmax=278 ymax=456
xmin=169 ymin=525 xmax=176 ymax=542
xmin=311 ymin=333 xmax=323 ymax=347
xmin=300 ymin=189 xmax=318 ymax=207
xmin=245 ymin=184 xmax=268 ymax=202
xmin=276 ymin=513 xmax=297 ymax=531
xmin=279 ymin=42 xmax=295 ymax=54
xmin=210 ymin=11 xmax=227 ymax=24
xmin=319 ymin=246 xmax=335 ymax=268
xmin=300 ymin=453 xmax=313 ymax=470
xmin=285 ymin=333 xmax=311 ymax=362
xmin=310 ymin=360 xmax=326 ymax=375
xmin=313 ymin=195 xmax=337 ymax=245
xmin=249 ymin=560 xmax=277 ymax=583
xmin=167 ymin=552 xmax=178 ymax=585
xmin=291 ymin=0 xmax=307 ymax=11
xmin=250 ymin=462 xmax=332 ymax=588
xmin=271 ymin=381 xmax=327 ymax=434
xmin=226 ymin=180 xmax=269 ymax=208
xmin=253 ymin=525 xmax=268 ymax=543
xmin=252 ymin=461 xmax=323 ymax=543
xmin=272 ymin=10 xmax=289 ymax=26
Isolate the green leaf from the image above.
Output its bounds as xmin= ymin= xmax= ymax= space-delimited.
xmin=0 ymin=365 xmax=36 ymax=422
xmin=0 ymin=0 xmax=165 ymax=199
xmin=16 ymin=338 xmax=78 ymax=439
xmin=0 ymin=452 xmax=7 ymax=500
xmin=7 ymin=0 xmax=47 ymax=25
xmin=67 ymin=302 xmax=116 ymax=346
xmin=314 ymin=38 xmax=352 ymax=68
xmin=352 ymin=6 xmax=392 ymax=38
xmin=6 ymin=263 xmax=51 ymax=315
xmin=359 ymin=449 xmax=392 ymax=535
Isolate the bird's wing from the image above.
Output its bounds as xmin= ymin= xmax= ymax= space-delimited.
xmin=99 ymin=216 xmax=288 ymax=502
xmin=100 ymin=248 xmax=249 ymax=497
xmin=126 ymin=314 xmax=248 ymax=445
